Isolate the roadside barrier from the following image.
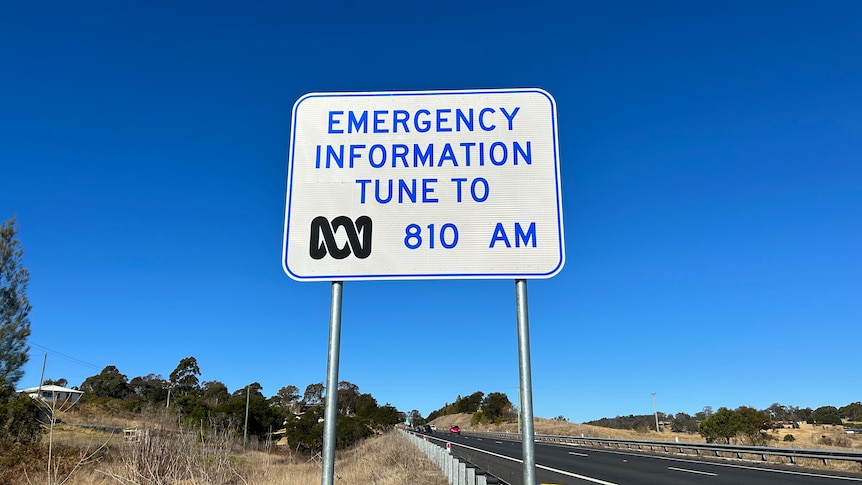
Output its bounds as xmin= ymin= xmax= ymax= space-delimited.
xmin=402 ymin=430 xmax=502 ymax=485
xmin=466 ymin=430 xmax=862 ymax=468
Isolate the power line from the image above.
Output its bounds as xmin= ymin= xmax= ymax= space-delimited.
xmin=29 ymin=342 xmax=103 ymax=371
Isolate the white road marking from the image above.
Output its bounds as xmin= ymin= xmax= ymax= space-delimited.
xmin=536 ymin=464 xmax=619 ymax=485
xmin=668 ymin=466 xmax=717 ymax=476
xmin=564 ymin=446 xmax=862 ymax=482
xmin=569 ymin=451 xmax=589 ymax=457
xmin=448 ymin=440 xmax=619 ymax=485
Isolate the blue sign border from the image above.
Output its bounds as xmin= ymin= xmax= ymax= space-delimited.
xmin=283 ymin=88 xmax=564 ymax=281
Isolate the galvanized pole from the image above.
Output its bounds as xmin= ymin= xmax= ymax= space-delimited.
xmin=37 ymin=352 xmax=47 ymax=395
xmin=321 ymin=281 xmax=344 ymax=485
xmin=515 ymin=279 xmax=537 ymax=485
xmin=243 ymin=385 xmax=250 ymax=445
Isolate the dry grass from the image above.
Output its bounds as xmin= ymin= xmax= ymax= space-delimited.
xmin=240 ymin=431 xmax=448 ymax=485
xmin=14 ymin=410 xmax=861 ymax=483
xmin=12 ymin=424 xmax=447 ymax=485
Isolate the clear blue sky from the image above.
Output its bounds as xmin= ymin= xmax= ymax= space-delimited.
xmin=2 ymin=1 xmax=860 ymax=423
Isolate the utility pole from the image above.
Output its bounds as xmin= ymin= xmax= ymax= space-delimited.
xmin=244 ymin=385 xmax=250 ymax=446
xmin=651 ymin=392 xmax=659 ymax=433
xmin=38 ymin=353 xmax=47 ymax=397
xmin=516 ymin=386 xmax=521 ymax=435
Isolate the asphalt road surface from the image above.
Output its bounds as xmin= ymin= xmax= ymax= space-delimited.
xmin=425 ymin=431 xmax=862 ymax=485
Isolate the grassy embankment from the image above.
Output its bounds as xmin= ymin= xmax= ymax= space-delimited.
xmin=4 ymin=407 xmax=447 ymax=485
xmin=9 ymin=407 xmax=861 ymax=483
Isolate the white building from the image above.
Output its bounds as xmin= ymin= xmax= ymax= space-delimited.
xmin=18 ymin=385 xmax=84 ymax=406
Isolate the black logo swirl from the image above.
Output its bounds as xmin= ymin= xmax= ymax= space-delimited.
xmin=309 ymin=216 xmax=372 ymax=260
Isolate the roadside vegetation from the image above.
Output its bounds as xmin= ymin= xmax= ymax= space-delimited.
xmin=0 ymin=416 xmax=447 ymax=484
xmin=424 ymin=391 xmax=516 ymax=426
xmin=582 ymin=402 xmax=862 ymax=447
xmin=3 ymin=215 xmax=860 ymax=481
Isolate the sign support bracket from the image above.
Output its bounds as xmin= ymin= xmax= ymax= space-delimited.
xmin=516 ymin=278 xmax=537 ymax=485
xmin=321 ymin=281 xmax=343 ymax=485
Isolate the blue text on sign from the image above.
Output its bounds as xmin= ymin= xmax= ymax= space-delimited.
xmin=327 ymin=107 xmax=521 ymax=134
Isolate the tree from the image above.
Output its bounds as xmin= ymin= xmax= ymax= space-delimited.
xmin=812 ymin=406 xmax=843 ymax=425
xmin=699 ymin=407 xmax=737 ymax=444
xmin=695 ymin=406 xmax=713 ymax=421
xmin=0 ymin=386 xmax=41 ymax=445
xmin=466 ymin=391 xmax=484 ymax=412
xmin=481 ymin=392 xmax=513 ymax=423
xmin=784 ymin=405 xmax=802 ymax=423
xmin=43 ymin=378 xmax=68 ymax=388
xmin=354 ymin=393 xmax=378 ymax=418
xmin=129 ymin=373 xmax=168 ymax=404
xmin=671 ymin=412 xmax=699 ymax=433
xmin=767 ymin=402 xmax=792 ymax=421
xmin=839 ymin=402 xmax=862 ymax=422
xmin=337 ymin=381 xmax=360 ymax=415
xmin=284 ymin=406 xmax=324 ymax=454
xmin=372 ymin=403 xmax=401 ymax=428
xmin=303 ymin=383 xmax=324 ymax=406
xmin=169 ymin=356 xmax=201 ymax=397
xmin=80 ymin=365 xmax=130 ymax=400
xmin=733 ymin=406 xmax=771 ymax=445
xmin=336 ymin=415 xmax=374 ymax=447
xmin=275 ymin=385 xmax=300 ymax=407
xmin=408 ymin=409 xmax=424 ymax=426
xmin=219 ymin=382 xmax=285 ymax=441
xmin=201 ymin=380 xmax=230 ymax=407
xmin=797 ymin=407 xmax=814 ymax=424
xmin=0 ymin=217 xmax=31 ymax=390
xmin=452 ymin=391 xmax=484 ymax=414
xmin=584 ymin=414 xmax=658 ymax=431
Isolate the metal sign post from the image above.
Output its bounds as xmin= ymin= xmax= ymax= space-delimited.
xmin=282 ymin=88 xmax=563 ymax=485
xmin=321 ymin=281 xmax=343 ymax=485
xmin=515 ymin=279 xmax=537 ymax=485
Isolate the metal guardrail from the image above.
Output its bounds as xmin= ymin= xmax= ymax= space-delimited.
xmin=403 ymin=430 xmax=504 ymax=484
xmin=465 ymin=430 xmax=862 ymax=467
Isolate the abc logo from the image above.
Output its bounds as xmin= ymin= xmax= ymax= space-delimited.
xmin=309 ymin=216 xmax=372 ymax=260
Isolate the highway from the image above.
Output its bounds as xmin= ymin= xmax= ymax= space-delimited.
xmin=425 ymin=431 xmax=862 ymax=485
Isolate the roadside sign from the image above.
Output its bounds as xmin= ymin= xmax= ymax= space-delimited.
xmin=282 ymin=88 xmax=564 ymax=281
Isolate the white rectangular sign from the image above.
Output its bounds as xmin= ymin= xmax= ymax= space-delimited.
xmin=282 ymin=88 xmax=564 ymax=281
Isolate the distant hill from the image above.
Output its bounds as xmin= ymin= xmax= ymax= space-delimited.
xmin=584 ymin=414 xmax=657 ymax=431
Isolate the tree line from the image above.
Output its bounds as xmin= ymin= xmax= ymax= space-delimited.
xmin=424 ymin=390 xmax=516 ymax=425
xmin=63 ymin=357 xmax=403 ymax=453
xmin=586 ymin=402 xmax=862 ymax=445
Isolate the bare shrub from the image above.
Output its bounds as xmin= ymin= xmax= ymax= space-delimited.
xmin=98 ymin=420 xmax=246 ymax=485
xmin=832 ymin=435 xmax=852 ymax=448
xmin=0 ymin=442 xmax=41 ymax=484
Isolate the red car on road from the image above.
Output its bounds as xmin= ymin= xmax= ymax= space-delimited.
xmin=449 ymin=425 xmax=461 ymax=434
